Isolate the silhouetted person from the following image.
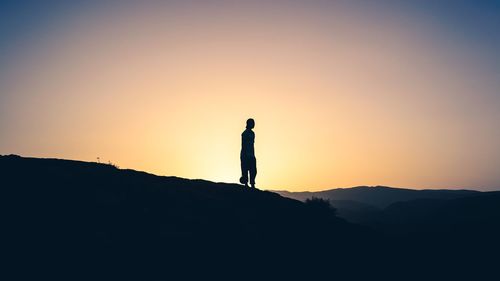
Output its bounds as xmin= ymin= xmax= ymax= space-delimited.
xmin=240 ymin=118 xmax=257 ymax=188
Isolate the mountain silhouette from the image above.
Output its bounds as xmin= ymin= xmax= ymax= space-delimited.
xmin=2 ymin=154 xmax=499 ymax=279
xmin=277 ymin=186 xmax=500 ymax=242
xmin=275 ymin=186 xmax=482 ymax=223
xmin=275 ymin=186 xmax=480 ymax=208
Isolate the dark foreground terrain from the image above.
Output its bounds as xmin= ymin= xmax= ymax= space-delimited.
xmin=2 ymin=155 xmax=499 ymax=279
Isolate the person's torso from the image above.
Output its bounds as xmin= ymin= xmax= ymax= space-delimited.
xmin=241 ymin=129 xmax=255 ymax=157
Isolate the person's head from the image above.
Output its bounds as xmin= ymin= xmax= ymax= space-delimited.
xmin=246 ymin=118 xmax=255 ymax=129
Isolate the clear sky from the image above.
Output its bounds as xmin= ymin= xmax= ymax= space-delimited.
xmin=1 ymin=0 xmax=499 ymax=191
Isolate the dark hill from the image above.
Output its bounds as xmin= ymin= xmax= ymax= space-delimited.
xmin=3 ymin=155 xmax=499 ymax=279
xmin=1 ymin=155 xmax=374 ymax=279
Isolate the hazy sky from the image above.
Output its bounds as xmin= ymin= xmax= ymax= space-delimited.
xmin=1 ymin=0 xmax=499 ymax=191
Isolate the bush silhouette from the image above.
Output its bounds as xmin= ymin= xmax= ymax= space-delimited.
xmin=305 ymin=197 xmax=337 ymax=215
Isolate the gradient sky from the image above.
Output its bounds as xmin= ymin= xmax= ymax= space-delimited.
xmin=1 ymin=0 xmax=499 ymax=191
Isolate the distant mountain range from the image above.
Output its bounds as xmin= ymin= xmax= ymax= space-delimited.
xmin=274 ymin=186 xmax=480 ymax=208
xmin=274 ymin=186 xmax=500 ymax=233
xmin=2 ymin=154 xmax=499 ymax=279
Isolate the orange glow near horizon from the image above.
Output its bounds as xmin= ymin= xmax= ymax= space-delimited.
xmin=1 ymin=2 xmax=500 ymax=191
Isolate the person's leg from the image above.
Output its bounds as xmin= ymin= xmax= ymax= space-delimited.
xmin=240 ymin=156 xmax=249 ymax=186
xmin=249 ymin=157 xmax=257 ymax=188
